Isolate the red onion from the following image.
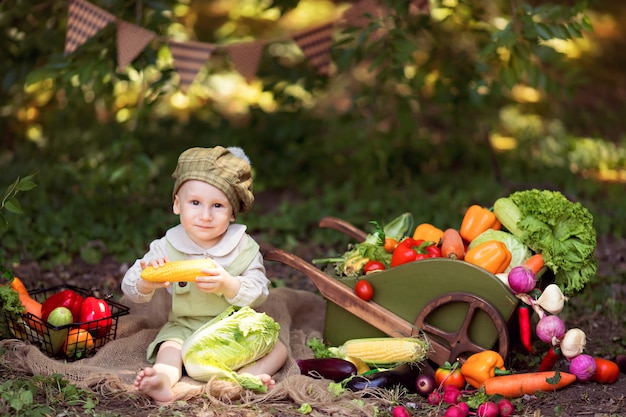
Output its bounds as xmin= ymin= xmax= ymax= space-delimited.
xmin=569 ymin=353 xmax=597 ymax=381
xmin=507 ymin=265 xmax=536 ymax=294
xmin=535 ymin=314 xmax=566 ymax=344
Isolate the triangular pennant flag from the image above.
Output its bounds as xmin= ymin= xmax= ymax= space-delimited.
xmin=64 ymin=0 xmax=115 ymax=56
xmin=343 ymin=0 xmax=379 ymax=28
xmin=168 ymin=40 xmax=216 ymax=92
xmin=292 ymin=22 xmax=335 ymax=76
xmin=409 ymin=0 xmax=430 ymax=15
xmin=226 ymin=41 xmax=265 ymax=82
xmin=116 ymin=20 xmax=156 ymax=70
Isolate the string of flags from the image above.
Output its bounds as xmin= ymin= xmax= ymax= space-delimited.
xmin=64 ymin=0 xmax=430 ymax=92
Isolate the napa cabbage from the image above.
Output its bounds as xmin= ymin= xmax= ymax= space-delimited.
xmin=182 ymin=305 xmax=280 ymax=392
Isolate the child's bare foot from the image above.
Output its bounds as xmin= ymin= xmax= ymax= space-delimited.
xmin=135 ymin=367 xmax=175 ymax=403
xmin=257 ymin=373 xmax=275 ymax=391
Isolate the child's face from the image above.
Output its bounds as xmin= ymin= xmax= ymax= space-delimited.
xmin=173 ymin=180 xmax=235 ymax=249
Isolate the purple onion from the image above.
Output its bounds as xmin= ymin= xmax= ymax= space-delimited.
xmin=507 ymin=265 xmax=536 ymax=294
xmin=535 ymin=314 xmax=566 ymax=344
xmin=569 ymin=353 xmax=597 ymax=381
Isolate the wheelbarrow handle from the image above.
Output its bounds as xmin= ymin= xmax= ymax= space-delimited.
xmin=318 ymin=217 xmax=368 ymax=242
xmin=263 ymin=248 xmax=414 ymax=338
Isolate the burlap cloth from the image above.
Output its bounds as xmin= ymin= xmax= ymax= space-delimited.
xmin=0 ymin=287 xmax=383 ymax=415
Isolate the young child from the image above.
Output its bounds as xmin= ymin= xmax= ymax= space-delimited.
xmin=121 ymin=146 xmax=288 ymax=403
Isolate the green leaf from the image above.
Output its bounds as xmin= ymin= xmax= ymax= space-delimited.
xmin=4 ymin=197 xmax=23 ymax=214
xmin=500 ymin=66 xmax=516 ymax=90
xmin=536 ymin=23 xmax=553 ymax=40
xmin=546 ymin=370 xmax=562 ymax=385
xmin=16 ymin=175 xmax=37 ymax=191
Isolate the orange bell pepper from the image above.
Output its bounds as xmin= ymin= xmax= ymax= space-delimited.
xmin=464 ymin=240 xmax=512 ymax=274
xmin=461 ymin=350 xmax=509 ymax=388
xmin=459 ymin=205 xmax=501 ymax=242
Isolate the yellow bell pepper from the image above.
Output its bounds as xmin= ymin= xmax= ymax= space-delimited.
xmin=464 ymin=240 xmax=512 ymax=274
xmin=460 ymin=350 xmax=510 ymax=388
xmin=412 ymin=223 xmax=444 ymax=244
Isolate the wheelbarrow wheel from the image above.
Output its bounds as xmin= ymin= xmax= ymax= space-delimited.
xmin=412 ymin=292 xmax=509 ymax=366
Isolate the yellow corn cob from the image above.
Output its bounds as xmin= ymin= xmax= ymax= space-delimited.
xmin=332 ymin=337 xmax=430 ymax=367
xmin=141 ymin=259 xmax=218 ymax=282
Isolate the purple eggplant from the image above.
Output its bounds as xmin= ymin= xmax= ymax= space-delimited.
xmin=296 ymin=358 xmax=357 ymax=382
xmin=345 ymin=363 xmax=421 ymax=392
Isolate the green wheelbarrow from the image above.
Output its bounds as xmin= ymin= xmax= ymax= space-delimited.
xmin=264 ymin=217 xmax=519 ymax=367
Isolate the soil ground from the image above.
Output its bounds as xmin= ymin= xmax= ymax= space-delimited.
xmin=4 ymin=233 xmax=626 ymax=416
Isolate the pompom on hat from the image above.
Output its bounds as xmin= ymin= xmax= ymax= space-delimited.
xmin=172 ymin=146 xmax=254 ymax=215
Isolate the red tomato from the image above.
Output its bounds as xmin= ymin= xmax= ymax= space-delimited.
xmin=434 ymin=362 xmax=466 ymax=389
xmin=354 ymin=280 xmax=374 ymax=301
xmin=363 ymin=260 xmax=385 ymax=275
xmin=591 ymin=357 xmax=620 ymax=384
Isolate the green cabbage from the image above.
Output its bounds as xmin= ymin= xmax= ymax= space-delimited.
xmin=468 ymin=229 xmax=532 ymax=273
xmin=182 ymin=305 xmax=280 ymax=392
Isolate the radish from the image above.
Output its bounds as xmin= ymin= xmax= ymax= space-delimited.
xmin=498 ymin=399 xmax=515 ymax=417
xmin=427 ymin=390 xmax=441 ymax=405
xmin=456 ymin=402 xmax=470 ymax=415
xmin=442 ymin=385 xmax=461 ymax=404
xmin=476 ymin=401 xmax=499 ymax=417
xmin=391 ymin=405 xmax=411 ymax=417
xmin=444 ymin=404 xmax=469 ymax=417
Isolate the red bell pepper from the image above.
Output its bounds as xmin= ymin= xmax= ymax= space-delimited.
xmin=78 ymin=296 xmax=113 ymax=338
xmin=390 ymin=238 xmax=441 ymax=267
xmin=41 ymin=289 xmax=84 ymax=322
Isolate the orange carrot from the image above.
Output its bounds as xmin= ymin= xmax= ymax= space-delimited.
xmin=9 ymin=277 xmax=45 ymax=334
xmin=524 ymin=254 xmax=545 ymax=275
xmin=441 ymin=228 xmax=465 ymax=260
xmin=483 ymin=371 xmax=576 ymax=397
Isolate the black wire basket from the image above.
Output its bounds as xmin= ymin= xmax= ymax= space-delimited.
xmin=4 ymin=285 xmax=129 ymax=361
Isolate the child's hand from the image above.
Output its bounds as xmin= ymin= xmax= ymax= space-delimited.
xmin=195 ymin=263 xmax=240 ymax=299
xmin=138 ymin=258 xmax=171 ymax=293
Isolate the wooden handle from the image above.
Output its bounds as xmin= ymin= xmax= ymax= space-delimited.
xmin=318 ymin=217 xmax=368 ymax=242
xmin=263 ymin=248 xmax=413 ymax=337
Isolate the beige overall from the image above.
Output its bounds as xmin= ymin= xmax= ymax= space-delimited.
xmin=146 ymin=237 xmax=260 ymax=362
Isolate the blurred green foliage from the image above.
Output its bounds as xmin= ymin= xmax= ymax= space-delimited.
xmin=0 ymin=0 xmax=625 ymax=270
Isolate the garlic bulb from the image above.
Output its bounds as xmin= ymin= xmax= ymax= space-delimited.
xmin=560 ymin=328 xmax=587 ymax=359
xmin=535 ymin=284 xmax=568 ymax=315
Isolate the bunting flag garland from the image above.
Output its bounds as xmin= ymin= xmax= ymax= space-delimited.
xmin=167 ymin=40 xmax=216 ymax=92
xmin=342 ymin=0 xmax=380 ymax=28
xmin=64 ymin=0 xmax=115 ymax=56
xmin=116 ymin=21 xmax=156 ymax=70
xmin=226 ymin=41 xmax=266 ymax=83
xmin=62 ymin=0 xmax=429 ymax=90
xmin=292 ymin=22 xmax=335 ymax=76
xmin=410 ymin=0 xmax=431 ymax=14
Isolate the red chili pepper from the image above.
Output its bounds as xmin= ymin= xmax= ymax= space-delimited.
xmin=518 ymin=304 xmax=533 ymax=354
xmin=539 ymin=346 xmax=561 ymax=371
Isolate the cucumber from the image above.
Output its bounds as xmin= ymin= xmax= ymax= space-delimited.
xmin=46 ymin=307 xmax=73 ymax=354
